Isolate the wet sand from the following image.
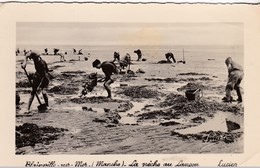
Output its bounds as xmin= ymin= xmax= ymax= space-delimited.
xmin=15 ymin=52 xmax=244 ymax=154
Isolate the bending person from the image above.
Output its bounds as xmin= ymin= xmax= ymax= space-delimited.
xmin=134 ymin=49 xmax=142 ymax=61
xmin=92 ymin=59 xmax=118 ymax=98
xmin=165 ymin=52 xmax=176 ymax=63
xmin=21 ymin=51 xmax=50 ymax=111
xmin=223 ymin=57 xmax=243 ymax=103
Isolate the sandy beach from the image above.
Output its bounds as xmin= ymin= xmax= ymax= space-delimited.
xmin=15 ymin=45 xmax=244 ymax=154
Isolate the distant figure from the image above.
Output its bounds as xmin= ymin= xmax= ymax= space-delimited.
xmin=92 ymin=59 xmax=118 ymax=98
xmin=44 ymin=48 xmax=48 ymax=55
xmin=222 ymin=57 xmax=243 ymax=103
xmin=21 ymin=51 xmax=50 ymax=111
xmin=53 ymin=48 xmax=59 ymax=55
xmin=134 ymin=49 xmax=142 ymax=61
xmin=16 ymin=48 xmax=20 ymax=56
xmin=23 ymin=50 xmax=31 ymax=56
xmin=124 ymin=53 xmax=131 ymax=63
xmin=113 ymin=52 xmax=131 ymax=70
xmin=121 ymin=53 xmax=131 ymax=70
xmin=73 ymin=48 xmax=77 ymax=54
xmin=78 ymin=49 xmax=83 ymax=55
xmin=23 ymin=49 xmax=27 ymax=56
xmin=58 ymin=52 xmax=67 ymax=62
xmin=165 ymin=52 xmax=176 ymax=63
xmin=113 ymin=51 xmax=120 ymax=62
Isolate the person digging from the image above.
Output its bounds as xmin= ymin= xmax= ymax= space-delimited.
xmin=21 ymin=51 xmax=50 ymax=112
xmin=222 ymin=57 xmax=243 ymax=103
xmin=92 ymin=59 xmax=118 ymax=98
xmin=165 ymin=52 xmax=176 ymax=63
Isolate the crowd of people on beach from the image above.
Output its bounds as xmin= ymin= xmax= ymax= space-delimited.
xmin=16 ymin=48 xmax=244 ymax=113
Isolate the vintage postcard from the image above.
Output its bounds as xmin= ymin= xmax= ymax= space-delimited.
xmin=0 ymin=2 xmax=260 ymax=167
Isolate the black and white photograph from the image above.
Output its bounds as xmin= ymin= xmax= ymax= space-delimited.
xmin=15 ymin=22 xmax=244 ymax=154
xmin=1 ymin=2 xmax=260 ymax=167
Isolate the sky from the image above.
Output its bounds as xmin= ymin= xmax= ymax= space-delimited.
xmin=16 ymin=22 xmax=243 ymax=47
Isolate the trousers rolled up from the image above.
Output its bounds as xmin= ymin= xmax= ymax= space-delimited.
xmin=225 ymin=70 xmax=243 ymax=102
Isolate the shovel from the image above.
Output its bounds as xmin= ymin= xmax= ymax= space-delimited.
xmin=22 ymin=66 xmax=48 ymax=112
xmin=182 ymin=49 xmax=186 ymax=64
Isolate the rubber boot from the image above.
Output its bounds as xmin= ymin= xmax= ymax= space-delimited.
xmin=236 ymin=88 xmax=242 ymax=102
xmin=43 ymin=93 xmax=49 ymax=106
xmin=224 ymin=89 xmax=233 ymax=102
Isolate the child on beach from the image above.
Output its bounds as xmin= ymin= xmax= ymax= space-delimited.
xmin=92 ymin=59 xmax=118 ymax=98
xmin=21 ymin=51 xmax=50 ymax=111
xmin=222 ymin=57 xmax=243 ymax=103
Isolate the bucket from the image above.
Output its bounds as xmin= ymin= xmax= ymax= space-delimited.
xmin=185 ymin=88 xmax=203 ymax=101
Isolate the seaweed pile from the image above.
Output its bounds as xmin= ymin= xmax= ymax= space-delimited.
xmin=177 ymin=72 xmax=209 ymax=76
xmin=62 ymin=70 xmax=86 ymax=74
xmin=177 ymin=83 xmax=207 ymax=91
xmin=93 ymin=112 xmax=121 ymax=126
xmin=159 ymin=94 xmax=186 ymax=107
xmin=191 ymin=116 xmax=206 ymax=123
xmin=16 ymin=123 xmax=67 ymax=148
xmin=117 ymin=85 xmax=160 ymax=99
xmin=116 ymin=101 xmax=134 ymax=112
xmin=145 ymin=78 xmax=178 ymax=83
xmin=56 ymin=96 xmax=129 ymax=105
xmin=177 ymin=82 xmax=225 ymax=93
xmin=160 ymin=121 xmax=180 ymax=126
xmin=16 ymin=80 xmax=31 ymax=88
xmin=186 ymin=77 xmax=212 ymax=82
xmin=145 ymin=77 xmax=212 ymax=83
xmin=49 ymin=85 xmax=79 ymax=95
xmin=159 ymin=93 xmax=242 ymax=114
xmin=70 ymin=96 xmax=121 ymax=104
xmin=52 ymin=71 xmax=88 ymax=81
xmin=137 ymin=109 xmax=176 ymax=120
xmin=174 ymin=100 xmax=219 ymax=114
xmin=171 ymin=130 xmax=242 ymax=143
